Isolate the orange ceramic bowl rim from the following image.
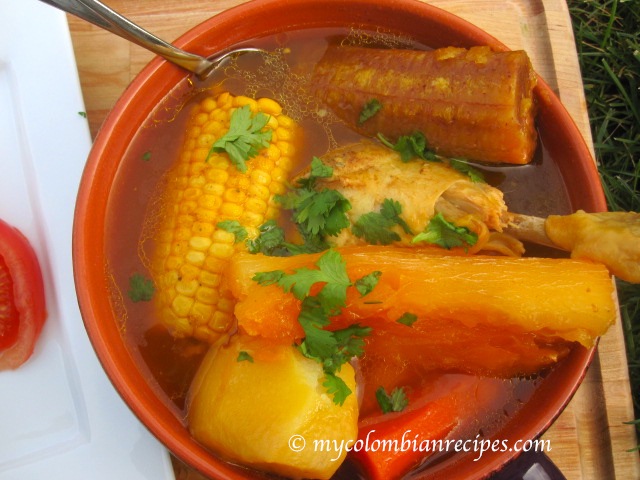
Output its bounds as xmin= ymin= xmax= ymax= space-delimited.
xmin=72 ymin=0 xmax=606 ymax=479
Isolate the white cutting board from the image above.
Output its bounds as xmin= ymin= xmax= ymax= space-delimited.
xmin=0 ymin=1 xmax=174 ymax=478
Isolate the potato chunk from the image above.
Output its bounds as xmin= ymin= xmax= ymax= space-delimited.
xmin=188 ymin=334 xmax=359 ymax=479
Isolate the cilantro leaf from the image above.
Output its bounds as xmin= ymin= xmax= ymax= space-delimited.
xmin=354 ymin=271 xmax=382 ymax=296
xmin=358 ymin=99 xmax=382 ymax=125
xmin=210 ymin=104 xmax=272 ymax=172
xmin=324 ymin=373 xmax=352 ymax=407
xmin=412 ymin=213 xmax=478 ymax=249
xmin=128 ymin=273 xmax=155 ymax=302
xmin=449 ymin=159 xmax=486 ymax=183
xmin=277 ymin=157 xmax=351 ymax=243
xmin=252 ymin=269 xmax=285 ymax=286
xmin=276 ymin=249 xmax=351 ymax=313
xmin=217 ymin=219 xmax=248 ymax=244
xmin=253 ymin=249 xmax=377 ymax=405
xmin=297 ymin=297 xmax=336 ymax=359
xmin=247 ymin=220 xmax=329 ymax=257
xmin=352 ymin=198 xmax=412 ymax=245
xmin=396 ymin=312 xmax=418 ymax=327
xmin=237 ymin=351 xmax=254 ymax=363
xmin=281 ymin=188 xmax=351 ymax=238
xmin=376 ymin=386 xmax=409 ymax=413
xmin=246 ymin=220 xmax=287 ymax=255
xmin=377 ymin=131 xmax=439 ymax=162
xmin=332 ymin=324 xmax=372 ymax=360
xmin=380 ymin=199 xmax=413 ymax=234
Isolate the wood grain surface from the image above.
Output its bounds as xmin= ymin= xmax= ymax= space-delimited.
xmin=65 ymin=1 xmax=640 ymax=479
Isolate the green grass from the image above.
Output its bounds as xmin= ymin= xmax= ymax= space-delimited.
xmin=568 ymin=0 xmax=640 ymax=435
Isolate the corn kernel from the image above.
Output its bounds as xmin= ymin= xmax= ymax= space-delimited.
xmin=245 ymin=197 xmax=267 ymax=214
xmin=247 ymin=184 xmax=271 ymax=201
xmin=192 ymin=221 xmax=215 ymax=237
xmin=175 ymin=278 xmax=199 ymax=296
xmin=205 ymin=168 xmax=229 ymax=184
xmin=165 ymin=256 xmax=183 ymax=271
xmin=199 ymin=271 xmax=221 ymax=287
xmin=189 ymin=236 xmax=212 ymax=252
xmin=201 ymin=97 xmax=217 ymax=113
xmin=224 ymin=188 xmax=247 ymax=204
xmin=185 ymin=250 xmax=206 ymax=267
xmin=264 ymin=144 xmax=281 ymax=162
xmin=198 ymin=194 xmax=222 ymax=210
xmin=171 ymin=294 xmax=195 ymax=317
xmin=209 ymin=242 xmax=235 ymax=259
xmin=210 ymin=311 xmax=233 ymax=332
xmin=257 ymin=97 xmax=283 ymax=115
xmin=217 ymin=296 xmax=235 ymax=314
xmin=179 ymin=262 xmax=200 ymax=280
xmin=266 ymin=115 xmax=279 ymax=130
xmin=212 ymin=229 xmax=235 ymax=244
xmin=234 ymin=95 xmax=258 ymax=111
xmin=277 ymin=114 xmax=295 ymax=128
xmin=192 ymin=147 xmax=210 ymax=163
xmin=195 ymin=208 xmax=217 ymax=223
xmin=196 ymin=286 xmax=218 ymax=305
xmin=193 ymin=112 xmax=209 ymax=126
xmin=277 ymin=141 xmax=296 ymax=157
xmin=276 ymin=127 xmax=294 ymax=141
xmin=220 ymin=202 xmax=243 ymax=218
xmin=250 ymin=169 xmax=271 ymax=186
xmin=241 ymin=211 xmax=265 ymax=227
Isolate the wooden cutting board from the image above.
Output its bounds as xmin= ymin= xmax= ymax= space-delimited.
xmin=66 ymin=1 xmax=640 ymax=478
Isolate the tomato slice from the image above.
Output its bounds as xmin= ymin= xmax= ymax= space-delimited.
xmin=0 ymin=218 xmax=46 ymax=370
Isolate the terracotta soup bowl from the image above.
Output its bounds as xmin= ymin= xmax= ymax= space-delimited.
xmin=73 ymin=0 xmax=605 ymax=478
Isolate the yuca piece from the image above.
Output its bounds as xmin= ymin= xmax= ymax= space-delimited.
xmin=228 ymin=247 xmax=616 ymax=377
xmin=312 ymin=45 xmax=538 ymax=164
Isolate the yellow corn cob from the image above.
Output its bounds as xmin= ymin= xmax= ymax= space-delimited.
xmin=151 ymin=92 xmax=301 ymax=343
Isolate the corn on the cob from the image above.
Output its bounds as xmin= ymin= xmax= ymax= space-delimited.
xmin=151 ymin=92 xmax=301 ymax=343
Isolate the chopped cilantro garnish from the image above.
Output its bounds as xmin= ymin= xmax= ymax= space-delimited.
xmin=376 ymin=386 xmax=409 ymax=414
xmin=396 ymin=312 xmax=418 ymax=327
xmin=358 ymin=99 xmax=382 ymax=125
xmin=354 ymin=271 xmax=382 ymax=296
xmin=378 ymin=132 xmax=486 ymax=183
xmin=247 ymin=220 xmax=328 ymax=257
xmin=279 ymin=188 xmax=351 ymax=239
xmin=237 ymin=351 xmax=254 ymax=363
xmin=352 ymin=198 xmax=412 ymax=245
xmin=253 ymin=249 xmax=376 ymax=405
xmin=142 ymin=151 xmax=152 ymax=162
xmin=449 ymin=158 xmax=486 ymax=183
xmin=78 ymin=111 xmax=87 ymax=118
xmin=209 ymin=104 xmax=272 ymax=173
xmin=377 ymin=131 xmax=439 ymax=162
xmin=128 ymin=273 xmax=155 ymax=302
xmin=309 ymin=156 xmax=334 ymax=181
xmin=217 ymin=219 xmax=248 ymax=244
xmin=412 ymin=213 xmax=478 ymax=250
xmin=277 ymin=157 xmax=351 ymax=242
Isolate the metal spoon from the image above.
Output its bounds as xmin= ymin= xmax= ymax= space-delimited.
xmin=38 ymin=0 xmax=263 ymax=79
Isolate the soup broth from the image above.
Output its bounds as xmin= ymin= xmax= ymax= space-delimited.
xmin=104 ymin=26 xmax=570 ymax=478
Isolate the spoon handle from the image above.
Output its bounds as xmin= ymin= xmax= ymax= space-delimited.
xmin=38 ymin=0 xmax=213 ymax=76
